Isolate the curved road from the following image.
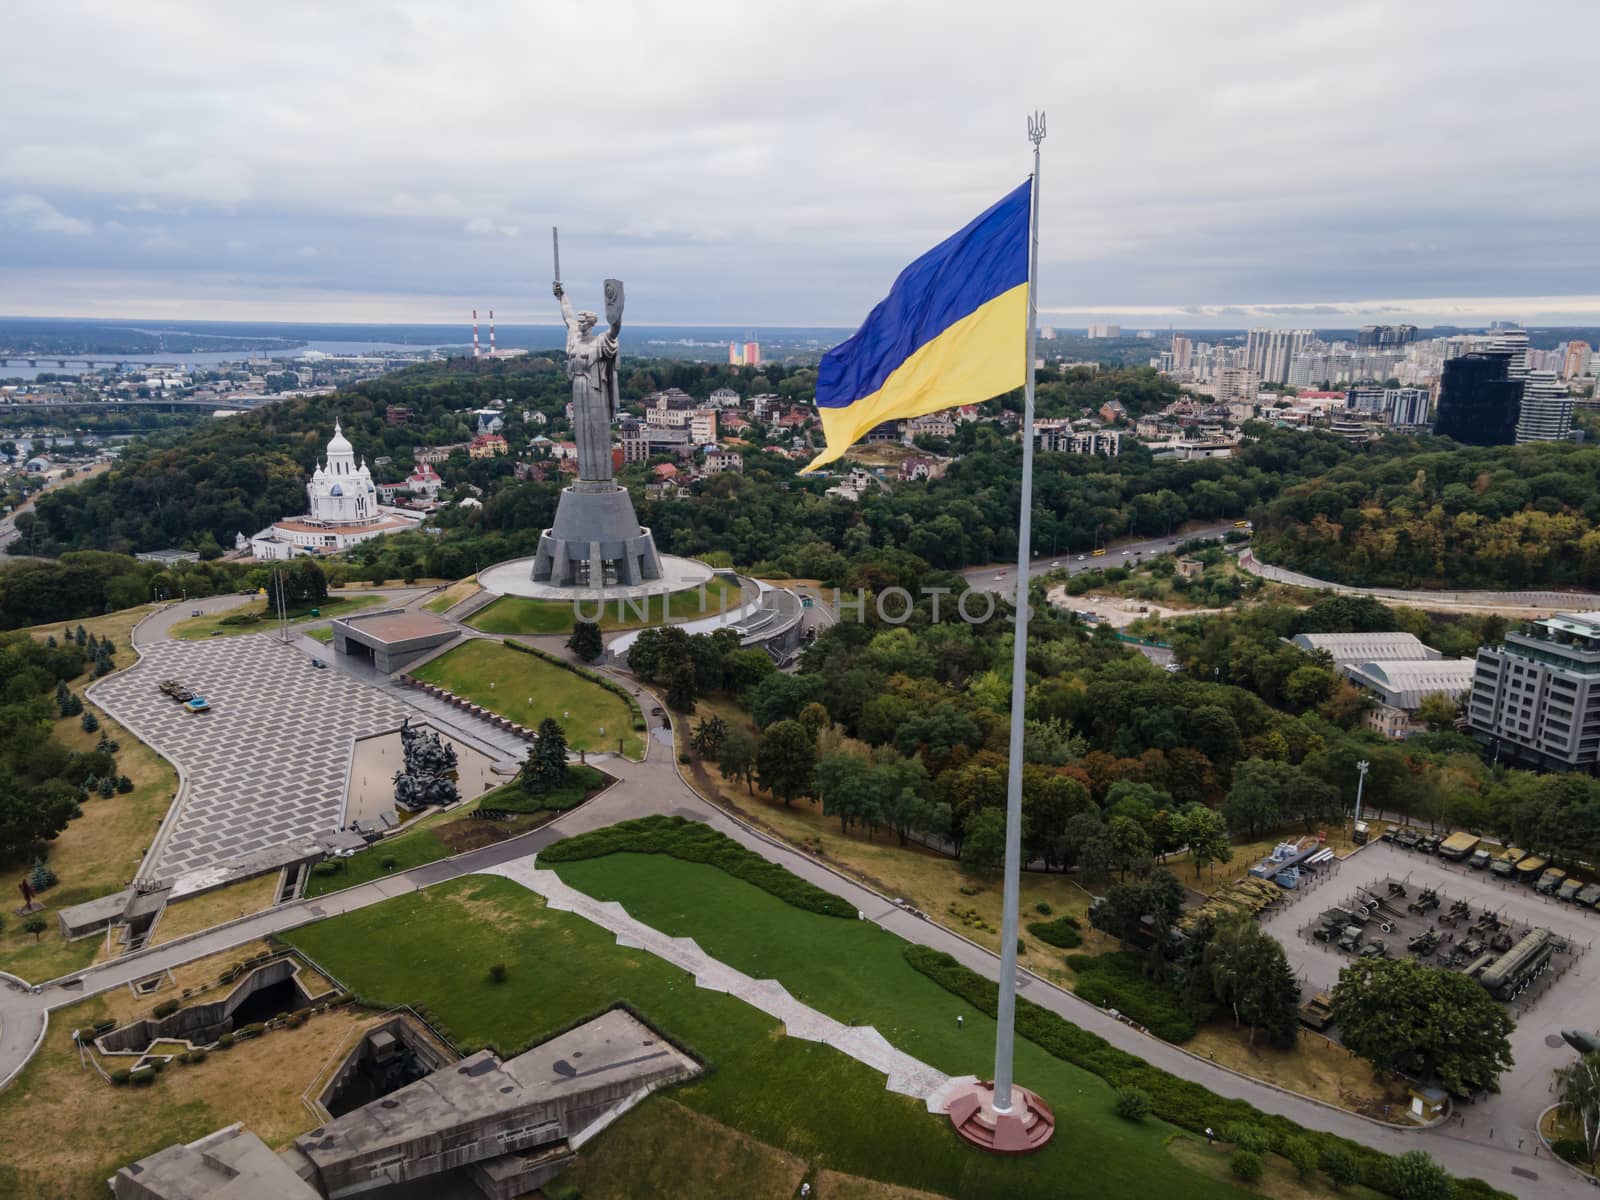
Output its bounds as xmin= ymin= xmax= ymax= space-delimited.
xmin=960 ymin=521 xmax=1244 ymax=593
xmin=1239 ymin=550 xmax=1600 ymax=613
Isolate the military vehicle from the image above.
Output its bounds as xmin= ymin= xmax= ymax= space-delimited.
xmin=1564 ymin=1030 xmax=1600 ymax=1055
xmin=1535 ymin=867 xmax=1568 ymax=895
xmin=1557 ymin=877 xmax=1585 ymax=903
xmin=1440 ymin=832 xmax=1481 ymax=862
xmin=1298 ymin=992 xmax=1335 ymax=1031
xmin=1468 ymin=848 xmax=1493 ymax=870
xmin=1409 ymin=929 xmax=1441 ymax=956
xmin=1515 ymin=854 xmax=1549 ymax=885
xmin=1360 ymin=939 xmax=1389 ymax=959
xmin=1489 ymin=847 xmax=1527 ymax=878
xmin=1395 ymin=828 xmax=1420 ymax=850
xmin=1352 ymin=821 xmax=1370 ymax=846
xmin=158 ymin=679 xmax=195 ymax=703
xmin=1577 ymin=884 xmax=1600 ymax=909
xmin=1338 ymin=925 xmax=1366 ymax=952
xmin=1417 ymin=833 xmax=1441 ymax=855
xmin=1478 ymin=929 xmax=1556 ymax=1001
xmin=1406 ymin=888 xmax=1441 ymax=915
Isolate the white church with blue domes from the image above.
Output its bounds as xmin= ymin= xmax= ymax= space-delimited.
xmin=243 ymin=421 xmax=421 ymax=560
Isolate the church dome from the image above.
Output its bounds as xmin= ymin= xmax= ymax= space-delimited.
xmin=326 ymin=420 xmax=353 ymax=456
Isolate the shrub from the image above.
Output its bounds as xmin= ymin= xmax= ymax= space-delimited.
xmin=313 ymin=861 xmax=341 ymax=876
xmin=1230 ymin=1150 xmax=1263 ymax=1183
xmin=1027 ymin=914 xmax=1081 ymax=949
xmin=81 ymin=710 xmax=99 ymax=732
xmin=1034 ymin=901 xmax=1053 ymax=916
xmin=488 ymin=963 xmax=508 ymax=984
xmin=380 ymin=855 xmax=398 ymax=872
xmin=1223 ymin=1123 xmax=1274 ymax=1154
xmin=1552 ymin=1139 xmax=1589 ymax=1166
xmin=1283 ymin=1136 xmax=1319 ymax=1180
xmin=28 ymin=859 xmax=58 ymax=892
xmin=1322 ymin=1145 xmax=1361 ymax=1190
xmin=109 ymin=1068 xmax=131 ymax=1085
xmin=181 ymin=1049 xmax=208 ymax=1065
xmin=1065 ymin=952 xmax=1196 ymax=1042
xmin=678 ymin=753 xmax=691 ymax=764
xmin=152 ymin=999 xmax=180 ymax=1019
xmin=1112 ymin=1087 xmax=1149 ymax=1121
xmin=236 ymin=1022 xmax=266 ymax=1039
xmin=214 ymin=1032 xmax=234 ymax=1049
xmin=1387 ymin=1151 xmax=1448 ymax=1200
xmin=131 ymin=1069 xmax=156 ymax=1087
xmin=540 ymin=816 xmax=853 ymax=918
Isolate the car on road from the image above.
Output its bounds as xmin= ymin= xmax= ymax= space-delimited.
xmin=311 ymin=659 xmax=328 ymax=669
xmin=994 ymin=572 xmax=1006 ymax=580
xmin=1076 ymin=554 xmax=1085 ymax=561
xmin=1050 ymin=561 xmax=1060 ymax=568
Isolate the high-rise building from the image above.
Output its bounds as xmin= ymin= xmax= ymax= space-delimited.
xmin=1357 ymin=324 xmax=1419 ymax=347
xmin=1086 ymin=323 xmax=1121 ymax=339
xmin=1515 ymin=370 xmax=1574 ymax=443
xmin=1171 ymin=334 xmax=1192 ymax=371
xmin=1563 ymin=341 xmax=1593 ymax=380
xmin=1214 ymin=366 xmax=1260 ymax=405
xmin=1245 ymin=328 xmax=1314 ymax=384
xmin=728 ymin=341 xmax=743 ymax=366
xmin=1467 ymin=611 xmax=1600 ymax=772
xmin=743 ymin=341 xmax=761 ymax=367
xmin=1387 ymin=387 xmax=1431 ymax=427
xmin=1488 ymin=328 xmax=1529 ymax=379
xmin=1432 ymin=352 xmax=1521 ymax=445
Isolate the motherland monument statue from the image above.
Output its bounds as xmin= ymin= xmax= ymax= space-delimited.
xmin=531 ymin=228 xmax=663 ymax=587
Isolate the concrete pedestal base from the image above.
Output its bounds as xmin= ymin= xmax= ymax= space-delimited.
xmin=531 ymin=483 xmax=662 ymax=587
xmin=944 ymin=1080 xmax=1055 ymax=1153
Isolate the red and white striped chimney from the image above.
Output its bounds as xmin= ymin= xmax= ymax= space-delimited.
xmin=472 ymin=309 xmax=480 ymax=359
xmin=489 ymin=309 xmax=496 ymax=357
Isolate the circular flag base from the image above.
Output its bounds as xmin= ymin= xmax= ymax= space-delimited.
xmin=944 ymin=1079 xmax=1055 ymax=1153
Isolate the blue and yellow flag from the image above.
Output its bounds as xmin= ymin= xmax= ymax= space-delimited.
xmin=804 ymin=179 xmax=1031 ymax=472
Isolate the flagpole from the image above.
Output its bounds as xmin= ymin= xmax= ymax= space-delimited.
xmin=992 ymin=111 xmax=1045 ymax=1115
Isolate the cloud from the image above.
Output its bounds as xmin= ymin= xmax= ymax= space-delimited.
xmin=0 ymin=2 xmax=1595 ymax=323
xmin=4 ymin=193 xmax=92 ymax=236
xmin=465 ymin=217 xmax=520 ymax=238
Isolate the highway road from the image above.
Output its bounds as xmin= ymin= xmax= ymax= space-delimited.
xmin=958 ymin=520 xmax=1246 ymax=593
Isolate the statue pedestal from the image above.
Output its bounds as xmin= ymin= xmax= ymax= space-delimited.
xmin=943 ymin=1079 xmax=1055 ymax=1153
xmin=532 ymin=484 xmax=662 ymax=587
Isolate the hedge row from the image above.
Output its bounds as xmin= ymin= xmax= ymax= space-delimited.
xmin=491 ymin=765 xmax=607 ymax=815
xmin=539 ymin=815 xmax=853 ymax=918
xmin=1065 ymin=952 xmax=1196 ymax=1043
xmin=503 ymin=640 xmax=647 ymax=734
xmin=902 ymin=945 xmax=1509 ymax=1200
xmin=1027 ymin=914 xmax=1082 ymax=949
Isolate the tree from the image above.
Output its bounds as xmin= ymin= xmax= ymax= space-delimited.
xmin=1105 ymin=814 xmax=1151 ymax=880
xmin=521 ymin=718 xmax=568 ymax=792
xmin=797 ymin=701 xmax=831 ymax=743
xmin=665 ymin=663 xmax=698 ymax=714
xmin=690 ymin=715 xmax=727 ymax=759
xmin=719 ymin=725 xmax=757 ymax=792
xmin=1387 ymin=1151 xmax=1448 ymax=1200
xmin=80 ymin=710 xmax=99 ymax=733
xmin=961 ymin=808 xmax=1006 ymax=873
xmin=813 ymin=751 xmax=881 ymax=834
xmin=1323 ymin=1146 xmax=1361 ymax=1191
xmin=1281 ymin=1136 xmax=1318 ymax=1181
xmin=23 ymin=914 xmax=47 ymax=942
xmin=1330 ymin=958 xmax=1514 ymax=1094
xmin=1557 ymin=1050 xmax=1600 ymax=1167
xmin=756 ymin=720 xmax=816 ymax=807
xmin=1176 ymin=806 xmax=1233 ymax=879
xmin=567 ymin=619 xmax=603 ymax=663
xmin=1200 ymin=911 xmax=1300 ymax=1047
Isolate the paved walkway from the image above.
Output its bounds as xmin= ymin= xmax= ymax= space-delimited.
xmin=487 ymin=858 xmax=950 ymax=1105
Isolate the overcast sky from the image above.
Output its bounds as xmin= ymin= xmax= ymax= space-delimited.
xmin=3 ymin=1 xmax=1597 ymax=330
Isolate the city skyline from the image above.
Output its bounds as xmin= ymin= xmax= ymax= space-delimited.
xmin=3 ymin=1 xmax=1598 ymax=327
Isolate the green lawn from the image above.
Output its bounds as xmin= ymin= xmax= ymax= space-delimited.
xmin=301 ymin=770 xmax=607 ymax=898
xmin=169 ymin=594 xmax=382 ymax=640
xmin=467 ymin=574 xmax=741 ymax=635
xmin=409 ymin=640 xmax=644 ymax=758
xmin=283 ymin=874 xmax=1247 ymax=1200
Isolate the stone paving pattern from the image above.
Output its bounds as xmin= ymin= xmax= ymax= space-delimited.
xmin=90 ymin=634 xmax=410 ymax=879
xmin=488 ymin=859 xmax=951 ymax=1106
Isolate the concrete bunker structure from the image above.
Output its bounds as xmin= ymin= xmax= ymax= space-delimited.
xmin=114 ymin=1008 xmax=701 ymax=1200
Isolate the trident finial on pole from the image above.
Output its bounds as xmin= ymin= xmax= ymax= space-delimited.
xmin=1028 ymin=110 xmax=1046 ymax=148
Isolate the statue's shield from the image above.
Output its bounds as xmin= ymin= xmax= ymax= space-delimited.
xmin=604 ymin=279 xmax=625 ymax=326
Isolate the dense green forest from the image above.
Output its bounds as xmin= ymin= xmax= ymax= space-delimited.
xmin=1253 ymin=440 xmax=1600 ymax=588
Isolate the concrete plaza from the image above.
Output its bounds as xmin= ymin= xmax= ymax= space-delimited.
xmin=90 ymin=633 xmax=412 ymax=881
